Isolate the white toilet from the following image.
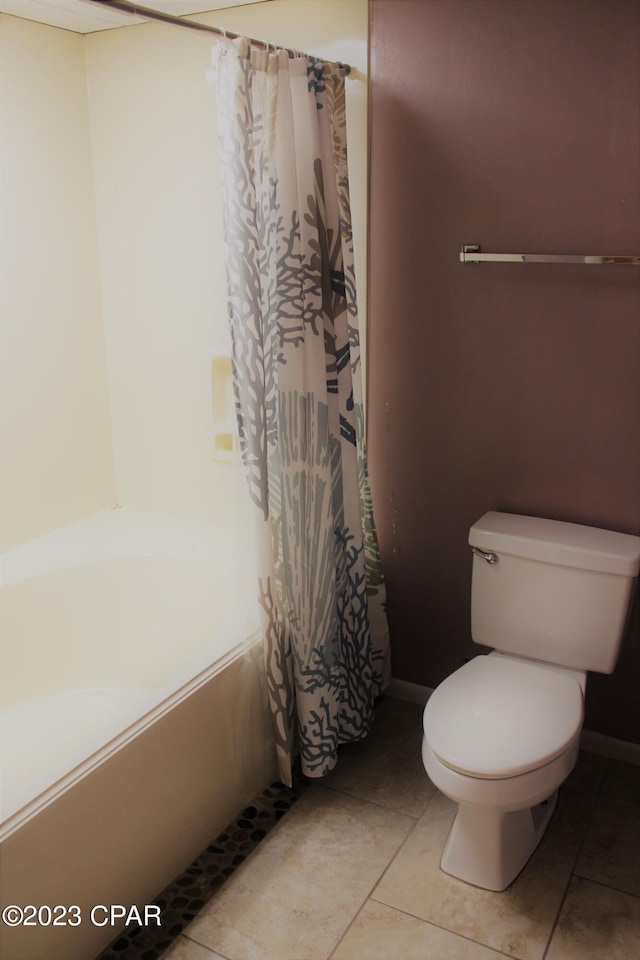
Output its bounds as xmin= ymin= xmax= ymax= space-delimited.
xmin=422 ymin=511 xmax=640 ymax=891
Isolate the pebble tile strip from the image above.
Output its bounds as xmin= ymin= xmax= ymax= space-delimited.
xmin=97 ymin=766 xmax=309 ymax=960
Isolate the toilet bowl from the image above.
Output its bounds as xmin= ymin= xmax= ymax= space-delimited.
xmin=420 ymin=512 xmax=640 ymax=892
xmin=422 ymin=652 xmax=584 ymax=890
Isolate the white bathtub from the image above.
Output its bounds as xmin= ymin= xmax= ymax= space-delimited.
xmin=0 ymin=509 xmax=277 ymax=960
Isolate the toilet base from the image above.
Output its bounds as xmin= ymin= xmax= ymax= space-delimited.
xmin=440 ymin=790 xmax=558 ymax=891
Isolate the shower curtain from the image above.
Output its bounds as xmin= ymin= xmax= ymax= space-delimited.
xmin=212 ymin=37 xmax=390 ymax=785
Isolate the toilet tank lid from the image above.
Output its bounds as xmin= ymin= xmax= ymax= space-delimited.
xmin=469 ymin=512 xmax=640 ymax=577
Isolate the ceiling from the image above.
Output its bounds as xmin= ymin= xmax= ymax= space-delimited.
xmin=0 ymin=0 xmax=270 ymax=33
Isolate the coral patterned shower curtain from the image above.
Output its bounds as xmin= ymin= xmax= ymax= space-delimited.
xmin=212 ymin=37 xmax=390 ymax=785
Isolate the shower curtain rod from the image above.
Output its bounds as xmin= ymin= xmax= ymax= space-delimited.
xmin=87 ymin=0 xmax=351 ymax=73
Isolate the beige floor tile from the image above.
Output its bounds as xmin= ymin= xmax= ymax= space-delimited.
xmin=372 ymin=789 xmax=594 ymax=960
xmin=184 ymin=785 xmax=414 ymax=960
xmin=546 ymin=877 xmax=640 ymax=960
xmin=576 ymin=792 xmax=640 ymax=896
xmin=160 ymin=936 xmax=224 ymax=959
xmin=319 ymin=697 xmax=436 ymax=817
xmin=331 ymin=900 xmax=511 ymax=960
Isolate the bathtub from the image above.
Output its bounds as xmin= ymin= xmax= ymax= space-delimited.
xmin=0 ymin=508 xmax=277 ymax=960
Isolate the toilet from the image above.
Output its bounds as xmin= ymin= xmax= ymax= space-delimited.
xmin=422 ymin=511 xmax=640 ymax=891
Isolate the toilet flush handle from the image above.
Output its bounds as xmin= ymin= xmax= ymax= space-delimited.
xmin=472 ymin=546 xmax=499 ymax=564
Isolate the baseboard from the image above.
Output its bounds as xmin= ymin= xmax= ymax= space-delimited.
xmin=387 ymin=677 xmax=640 ymax=768
xmin=386 ymin=677 xmax=432 ymax=706
xmin=579 ymin=729 xmax=640 ymax=767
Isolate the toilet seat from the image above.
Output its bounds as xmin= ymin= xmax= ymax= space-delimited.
xmin=424 ymin=655 xmax=584 ymax=780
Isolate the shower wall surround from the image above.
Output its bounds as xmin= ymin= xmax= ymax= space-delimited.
xmin=0 ymin=16 xmax=116 ymax=552
xmin=0 ymin=0 xmax=369 ymax=545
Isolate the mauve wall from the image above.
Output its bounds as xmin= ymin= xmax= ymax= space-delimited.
xmin=368 ymin=0 xmax=640 ymax=742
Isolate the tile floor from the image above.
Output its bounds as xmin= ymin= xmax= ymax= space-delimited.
xmin=160 ymin=697 xmax=640 ymax=960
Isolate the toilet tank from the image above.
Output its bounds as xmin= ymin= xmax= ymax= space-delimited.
xmin=469 ymin=512 xmax=640 ymax=674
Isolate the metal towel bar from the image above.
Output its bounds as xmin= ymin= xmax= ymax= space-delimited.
xmin=460 ymin=245 xmax=640 ymax=265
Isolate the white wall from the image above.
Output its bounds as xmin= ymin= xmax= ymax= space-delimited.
xmin=84 ymin=0 xmax=369 ymax=526
xmin=0 ymin=15 xmax=116 ymax=552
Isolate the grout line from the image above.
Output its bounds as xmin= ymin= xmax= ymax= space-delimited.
xmin=180 ymin=930 xmax=232 ymax=958
xmin=364 ymin=900 xmax=523 ymax=960
xmin=327 ymin=896 xmax=520 ymax=960
xmin=176 ymin=932 xmax=229 ymax=958
xmin=313 ymin=778 xmax=428 ymax=820
xmin=365 ymin=788 xmax=440 ymax=896
xmin=570 ymin=873 xmax=640 ymax=902
xmin=326 ymin=898 xmax=373 ymax=960
xmin=326 ymin=796 xmax=423 ymax=960
xmin=540 ymin=759 xmax=610 ymax=960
